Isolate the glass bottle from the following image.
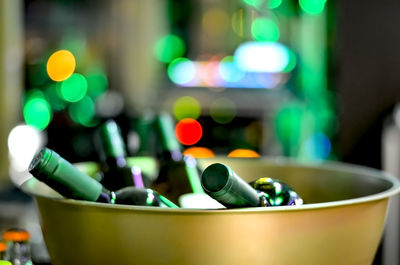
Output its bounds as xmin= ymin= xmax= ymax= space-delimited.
xmin=29 ymin=147 xmax=178 ymax=208
xmin=201 ymin=163 xmax=268 ymax=208
xmin=2 ymin=228 xmax=32 ymax=265
xmin=152 ymin=112 xmax=204 ymax=204
xmin=94 ymin=119 xmax=148 ymax=190
xmin=250 ymin=177 xmax=303 ymax=206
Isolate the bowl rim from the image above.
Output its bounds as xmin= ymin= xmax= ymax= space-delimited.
xmin=21 ymin=157 xmax=400 ymax=214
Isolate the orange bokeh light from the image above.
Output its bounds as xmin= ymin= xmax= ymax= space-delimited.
xmin=183 ymin=147 xmax=215 ymax=158
xmin=46 ymin=50 xmax=76 ymax=81
xmin=227 ymin=149 xmax=260 ymax=158
xmin=175 ymin=118 xmax=203 ymax=145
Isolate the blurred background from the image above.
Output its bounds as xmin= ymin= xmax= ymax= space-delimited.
xmin=1 ymin=0 xmax=400 ymax=264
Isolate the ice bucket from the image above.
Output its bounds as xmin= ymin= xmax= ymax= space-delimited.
xmin=21 ymin=157 xmax=400 ymax=265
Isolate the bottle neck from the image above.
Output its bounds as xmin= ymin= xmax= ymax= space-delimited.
xmin=29 ymin=148 xmax=104 ymax=202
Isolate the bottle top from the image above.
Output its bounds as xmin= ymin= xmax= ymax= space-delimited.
xmin=29 ymin=148 xmax=103 ymax=202
xmin=201 ymin=163 xmax=261 ymax=207
xmin=2 ymin=229 xmax=30 ymax=242
xmin=201 ymin=163 xmax=231 ymax=192
xmin=0 ymin=242 xmax=6 ymax=252
xmin=155 ymin=112 xmax=181 ymax=155
xmin=95 ymin=119 xmax=127 ymax=161
xmin=0 ymin=261 xmax=12 ymax=265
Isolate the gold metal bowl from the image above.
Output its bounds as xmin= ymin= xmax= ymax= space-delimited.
xmin=21 ymin=157 xmax=400 ymax=265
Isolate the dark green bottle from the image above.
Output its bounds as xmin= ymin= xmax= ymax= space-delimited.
xmin=201 ymin=163 xmax=269 ymax=208
xmin=250 ymin=177 xmax=303 ymax=206
xmin=94 ymin=119 xmax=149 ymax=190
xmin=152 ymin=112 xmax=204 ymax=204
xmin=29 ymin=148 xmax=178 ymax=208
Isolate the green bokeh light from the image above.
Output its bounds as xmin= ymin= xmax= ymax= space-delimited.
xmin=173 ymin=96 xmax=201 ymax=120
xmin=274 ymin=103 xmax=304 ymax=156
xmin=60 ymin=73 xmax=88 ymax=102
xmin=299 ymin=0 xmax=326 ymax=15
xmin=154 ymin=34 xmax=186 ymax=63
xmin=282 ymin=48 xmax=297 ymax=72
xmin=269 ymin=0 xmax=282 ymax=9
xmin=23 ymin=90 xmax=52 ymax=130
xmin=69 ymin=96 xmax=99 ymax=127
xmin=210 ymin=98 xmax=237 ymax=124
xmin=251 ymin=17 xmax=280 ymax=42
xmin=242 ymin=0 xmax=264 ymax=7
xmin=86 ymin=69 xmax=108 ymax=100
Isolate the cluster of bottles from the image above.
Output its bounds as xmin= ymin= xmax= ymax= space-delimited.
xmin=28 ymin=112 xmax=303 ymax=209
xmin=0 ymin=228 xmax=32 ymax=265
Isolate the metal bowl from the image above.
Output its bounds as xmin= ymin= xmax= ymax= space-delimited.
xmin=21 ymin=157 xmax=400 ymax=265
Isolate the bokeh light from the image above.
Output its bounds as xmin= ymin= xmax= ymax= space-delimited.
xmin=299 ymin=0 xmax=327 ymax=15
xmin=202 ymin=8 xmax=229 ymax=36
xmin=282 ymin=48 xmax=297 ymax=72
xmin=235 ymin=42 xmax=290 ymax=72
xmin=269 ymin=0 xmax=283 ymax=9
xmin=69 ymin=96 xmax=98 ymax=127
xmin=251 ymin=17 xmax=280 ymax=41
xmin=60 ymin=73 xmax=88 ymax=102
xmin=274 ymin=103 xmax=304 ymax=154
xmin=46 ymin=50 xmax=76 ymax=82
xmin=23 ymin=90 xmax=52 ymax=130
xmin=218 ymin=56 xmax=245 ymax=83
xmin=228 ymin=149 xmax=260 ymax=158
xmin=86 ymin=68 xmax=108 ymax=100
xmin=154 ymin=34 xmax=186 ymax=63
xmin=173 ymin=96 xmax=201 ymax=120
xmin=305 ymin=132 xmax=331 ymax=160
xmin=175 ymin=118 xmax=203 ymax=145
xmin=242 ymin=0 xmax=264 ymax=7
xmin=210 ymin=98 xmax=237 ymax=124
xmin=183 ymin=147 xmax=215 ymax=158
xmin=8 ymin=124 xmax=44 ymax=172
xmin=168 ymin=57 xmax=196 ymax=85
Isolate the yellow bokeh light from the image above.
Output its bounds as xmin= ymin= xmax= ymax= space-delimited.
xmin=46 ymin=50 xmax=76 ymax=82
xmin=183 ymin=147 xmax=215 ymax=158
xmin=228 ymin=149 xmax=260 ymax=158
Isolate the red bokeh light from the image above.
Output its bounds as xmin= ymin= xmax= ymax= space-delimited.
xmin=175 ymin=118 xmax=203 ymax=145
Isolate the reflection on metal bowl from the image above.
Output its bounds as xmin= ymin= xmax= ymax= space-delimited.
xmin=21 ymin=157 xmax=400 ymax=265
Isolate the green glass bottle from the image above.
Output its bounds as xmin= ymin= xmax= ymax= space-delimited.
xmin=152 ymin=112 xmax=204 ymax=204
xmin=201 ymin=163 xmax=269 ymax=208
xmin=2 ymin=228 xmax=32 ymax=265
xmin=29 ymin=148 xmax=178 ymax=208
xmin=94 ymin=119 xmax=149 ymax=190
xmin=250 ymin=177 xmax=303 ymax=206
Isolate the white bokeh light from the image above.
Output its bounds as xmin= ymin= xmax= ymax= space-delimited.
xmin=8 ymin=124 xmax=45 ymax=173
xmin=234 ymin=41 xmax=290 ymax=73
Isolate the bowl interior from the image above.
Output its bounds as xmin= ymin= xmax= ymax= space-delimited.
xmin=22 ymin=156 xmax=399 ymax=207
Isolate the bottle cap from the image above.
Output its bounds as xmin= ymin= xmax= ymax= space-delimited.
xmin=201 ymin=163 xmax=231 ymax=192
xmin=0 ymin=261 xmax=12 ymax=265
xmin=0 ymin=242 xmax=6 ymax=252
xmin=2 ymin=229 xmax=30 ymax=242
